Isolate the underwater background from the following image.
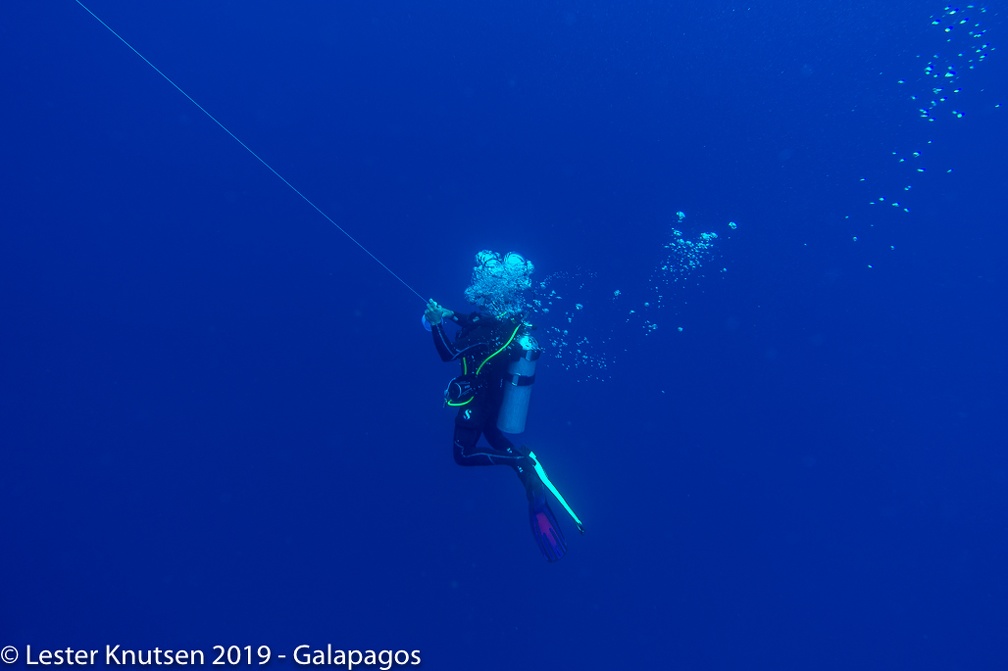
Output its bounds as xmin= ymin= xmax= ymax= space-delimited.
xmin=2 ymin=1 xmax=1006 ymax=669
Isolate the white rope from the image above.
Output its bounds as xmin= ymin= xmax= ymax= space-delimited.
xmin=76 ymin=0 xmax=426 ymax=303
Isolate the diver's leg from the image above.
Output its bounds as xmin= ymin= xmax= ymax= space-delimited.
xmin=452 ymin=424 xmax=530 ymax=469
xmin=454 ymin=416 xmax=566 ymax=561
xmin=452 ymin=399 xmax=530 ymax=469
xmin=482 ymin=423 xmax=538 ymax=489
xmin=482 ymin=423 xmax=568 ymax=561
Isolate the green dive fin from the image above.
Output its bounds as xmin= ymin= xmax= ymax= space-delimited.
xmin=528 ymin=451 xmax=585 ymax=534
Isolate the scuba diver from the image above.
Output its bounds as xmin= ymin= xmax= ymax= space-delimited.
xmin=424 ymin=250 xmax=582 ymax=563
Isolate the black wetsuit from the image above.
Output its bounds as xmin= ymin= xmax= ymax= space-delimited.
xmin=431 ymin=312 xmax=536 ymax=490
xmin=431 ymin=310 xmax=570 ymax=562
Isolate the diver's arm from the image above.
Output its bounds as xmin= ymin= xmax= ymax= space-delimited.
xmin=427 ymin=299 xmax=461 ymax=361
xmin=432 ymin=322 xmax=458 ymax=361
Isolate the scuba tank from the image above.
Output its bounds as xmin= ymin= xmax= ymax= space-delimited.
xmin=497 ymin=332 xmax=541 ymax=434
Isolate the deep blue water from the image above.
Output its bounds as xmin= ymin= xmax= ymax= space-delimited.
xmin=2 ymin=2 xmax=1006 ymax=669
